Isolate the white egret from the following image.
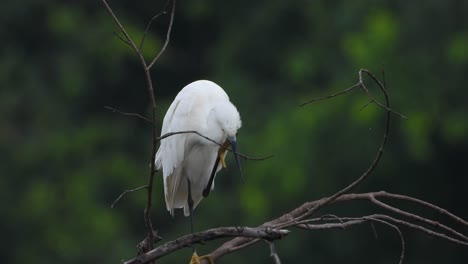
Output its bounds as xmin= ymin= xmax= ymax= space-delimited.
xmin=155 ymin=80 xmax=242 ymax=224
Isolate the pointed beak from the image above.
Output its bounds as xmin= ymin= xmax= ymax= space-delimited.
xmin=228 ymin=136 xmax=244 ymax=182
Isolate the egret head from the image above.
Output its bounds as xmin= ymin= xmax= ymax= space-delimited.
xmin=212 ymin=102 xmax=243 ymax=179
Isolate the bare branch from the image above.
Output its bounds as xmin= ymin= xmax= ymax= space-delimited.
xmin=101 ymin=0 xmax=177 ymax=254
xmin=328 ymin=214 xmax=468 ymax=247
xmin=373 ymin=214 xmax=468 ymax=247
xmin=122 ymin=227 xmax=289 ymax=264
xmin=100 ymin=0 xmax=140 ymax=56
xmin=105 ymin=106 xmax=152 ymax=123
xmin=111 ymin=185 xmax=148 ymax=208
xmin=300 ymin=83 xmax=360 ymax=106
xmin=157 ymin=130 xmax=274 ymax=161
xmin=127 ymin=189 xmax=468 ymax=264
xmin=147 ymin=0 xmax=176 ymax=69
xmin=204 ymin=190 xmax=468 ymax=262
xmin=295 ymin=219 xmax=366 ymax=230
xmin=364 ymin=216 xmax=405 ymax=264
xmin=296 ymin=213 xmax=408 ymax=264
xmin=198 ymin=70 xmax=394 ymax=261
xmin=369 ymin=195 xmax=468 ymax=242
xmin=307 ymin=213 xmax=468 ymax=248
xmin=376 ymin=191 xmax=468 ymax=227
xmin=359 ymin=99 xmax=374 ymax=112
xmin=139 ymin=0 xmax=171 ymax=51
xmin=266 ymin=241 xmax=282 ymax=264
xmin=113 ymin=31 xmax=132 ymax=46
xmin=301 ymin=70 xmax=407 ymax=119
xmin=280 ymin=69 xmax=392 ymax=226
xmin=359 ymin=69 xmax=407 ymax=119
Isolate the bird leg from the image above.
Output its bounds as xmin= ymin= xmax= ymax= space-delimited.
xmin=187 ymin=180 xmax=215 ymax=264
xmin=202 ymin=140 xmax=230 ymax=198
xmin=202 ymin=156 xmax=220 ymax=198
xmin=218 ymin=140 xmax=231 ymax=168
xmin=187 ymin=178 xmax=195 ymax=252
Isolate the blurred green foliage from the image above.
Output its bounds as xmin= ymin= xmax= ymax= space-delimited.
xmin=1 ymin=0 xmax=467 ymax=263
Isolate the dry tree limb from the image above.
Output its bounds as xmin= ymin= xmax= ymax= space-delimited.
xmin=200 ymin=69 xmax=394 ymax=261
xmin=369 ymin=195 xmax=468 ymax=242
xmin=122 ymin=227 xmax=290 ymax=264
xmin=100 ymin=0 xmax=177 ymax=253
xmin=318 ymin=214 xmax=468 ymax=247
xmin=127 ymin=191 xmax=467 ymax=264
xmin=283 ymin=69 xmax=394 ymax=223
xmin=379 ymin=192 xmax=468 ymax=227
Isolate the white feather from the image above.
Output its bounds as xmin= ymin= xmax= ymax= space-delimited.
xmin=155 ymin=80 xmax=241 ymax=216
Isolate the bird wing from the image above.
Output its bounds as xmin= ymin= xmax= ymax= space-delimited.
xmin=155 ymin=90 xmax=198 ymax=215
xmin=155 ymin=80 xmax=231 ymax=215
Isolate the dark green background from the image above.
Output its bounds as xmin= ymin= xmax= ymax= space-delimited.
xmin=2 ymin=0 xmax=467 ymax=263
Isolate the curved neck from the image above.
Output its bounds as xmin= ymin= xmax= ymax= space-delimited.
xmin=205 ymin=108 xmax=226 ymax=145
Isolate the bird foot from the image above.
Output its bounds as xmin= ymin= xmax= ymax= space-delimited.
xmin=218 ymin=140 xmax=231 ymax=169
xmin=190 ymin=251 xmax=214 ymax=264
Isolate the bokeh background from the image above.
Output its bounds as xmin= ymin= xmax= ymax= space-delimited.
xmin=2 ymin=0 xmax=467 ymax=263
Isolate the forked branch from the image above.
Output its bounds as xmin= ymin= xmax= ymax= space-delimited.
xmin=100 ymin=0 xmax=177 ymax=254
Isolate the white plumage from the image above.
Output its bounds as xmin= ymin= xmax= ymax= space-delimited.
xmin=155 ymin=80 xmax=242 ymax=216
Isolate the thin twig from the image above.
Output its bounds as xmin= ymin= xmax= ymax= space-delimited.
xmin=297 ymin=214 xmax=406 ymax=264
xmin=105 ymin=106 xmax=152 ymax=123
xmin=359 ymin=99 xmax=373 ymax=112
xmin=335 ymin=214 xmax=468 ymax=247
xmin=300 ymin=83 xmax=361 ymax=106
xmin=100 ymin=0 xmax=140 ymax=56
xmin=111 ymin=185 xmax=148 ymax=208
xmin=157 ymin=130 xmax=274 ymax=161
xmin=300 ymin=71 xmax=407 ymax=119
xmin=359 ymin=70 xmax=407 ymax=119
xmin=157 ymin=130 xmax=220 ymax=143
xmin=373 ymin=214 xmax=468 ymax=247
xmin=376 ymin=191 xmax=468 ymax=227
xmin=147 ymin=0 xmax=176 ymax=69
xmin=113 ymin=31 xmax=132 ymax=46
xmin=139 ymin=0 xmax=171 ymax=51
xmin=369 ymin=195 xmax=468 ymax=242
xmin=364 ymin=216 xmax=405 ymax=264
xmin=280 ymin=69 xmax=392 ymax=226
xmin=266 ymin=241 xmax=282 ymax=264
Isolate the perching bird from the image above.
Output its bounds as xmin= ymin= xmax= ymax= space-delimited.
xmin=155 ymin=80 xmax=242 ymax=221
